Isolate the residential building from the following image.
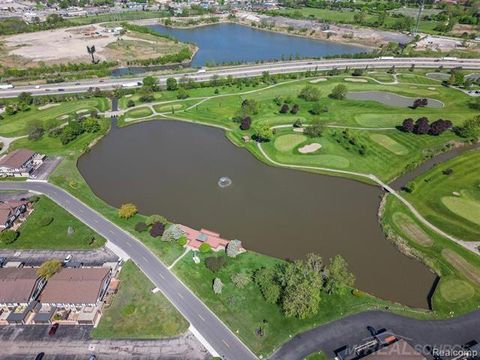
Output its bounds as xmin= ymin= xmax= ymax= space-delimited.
xmin=179 ymin=225 xmax=239 ymax=251
xmin=40 ymin=267 xmax=111 ymax=308
xmin=0 ymin=268 xmax=46 ymax=308
xmin=0 ymin=199 xmax=30 ymax=230
xmin=0 ymin=149 xmax=45 ymax=178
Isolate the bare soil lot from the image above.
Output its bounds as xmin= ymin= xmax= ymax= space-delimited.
xmin=0 ymin=24 xmax=187 ymax=67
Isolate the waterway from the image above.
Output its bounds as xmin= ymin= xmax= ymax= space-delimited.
xmin=78 ymin=120 xmax=436 ymax=308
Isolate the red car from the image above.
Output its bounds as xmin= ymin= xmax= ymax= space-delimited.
xmin=48 ymin=322 xmax=59 ymax=336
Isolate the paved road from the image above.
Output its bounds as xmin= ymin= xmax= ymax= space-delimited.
xmin=270 ymin=310 xmax=480 ymax=360
xmin=2 ymin=57 xmax=480 ymax=98
xmin=0 ymin=181 xmax=257 ymax=360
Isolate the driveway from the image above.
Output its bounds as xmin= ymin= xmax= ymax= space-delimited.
xmin=270 ymin=310 xmax=480 ymax=360
xmin=0 ymin=325 xmax=209 ymax=360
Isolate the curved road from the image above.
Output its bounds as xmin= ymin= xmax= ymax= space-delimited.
xmin=2 ymin=57 xmax=480 ymax=98
xmin=270 ymin=309 xmax=480 ymax=359
xmin=0 ymin=181 xmax=257 ymax=360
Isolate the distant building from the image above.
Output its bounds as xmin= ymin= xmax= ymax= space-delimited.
xmin=0 ymin=268 xmax=46 ymax=308
xmin=180 ymin=225 xmax=244 ymax=252
xmin=0 ymin=149 xmax=45 ymax=178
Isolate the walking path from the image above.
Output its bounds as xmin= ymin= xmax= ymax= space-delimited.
xmin=0 ymin=134 xmax=27 ymax=154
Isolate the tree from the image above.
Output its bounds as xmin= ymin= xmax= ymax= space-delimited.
xmin=231 ymin=272 xmax=250 ymax=288
xmin=0 ymin=230 xmax=18 ymax=244
xmin=255 ymin=267 xmax=281 ymax=304
xmin=177 ymin=87 xmax=189 ymax=99
xmin=279 ymin=104 xmax=289 ymax=113
xmin=60 ymin=121 xmax=84 ymax=145
xmin=142 ymin=76 xmax=159 ymax=92
xmin=127 ymin=100 xmax=135 ymax=108
xmin=37 ymin=259 xmax=62 ymax=280
xmin=324 ymin=255 xmax=355 ymax=294
xmin=166 ymin=77 xmax=178 ymax=91
xmin=429 ymin=119 xmax=452 ymax=136
xmin=401 ymin=118 xmax=414 ymax=133
xmin=293 ymin=119 xmax=303 ymax=128
xmin=252 ymin=123 xmax=273 ymax=142
xmin=412 ymin=98 xmax=428 ymax=109
xmin=146 ymin=214 xmax=168 ymax=226
xmin=213 ymin=278 xmax=223 ymax=294
xmin=455 ymin=116 xmax=480 ymax=139
xmin=18 ymin=92 xmax=33 ymax=105
xmin=82 ymin=118 xmax=100 ymax=133
xmin=330 ymin=84 xmax=347 ymax=100
xmin=298 ymin=85 xmax=321 ymax=101
xmin=414 ymin=117 xmax=430 ymax=135
xmin=240 ymin=116 xmax=251 ymax=130
xmin=240 ymin=99 xmax=259 ymax=116
xmin=86 ymin=45 xmax=97 ymax=64
xmin=304 ymin=118 xmax=325 ymax=138
xmin=290 ymin=104 xmax=299 ymax=114
xmin=199 ymin=243 xmax=212 ymax=253
xmin=226 ymin=239 xmax=242 ymax=258
xmin=150 ymin=222 xmax=165 ymax=238
xmin=280 ymin=253 xmax=324 ymax=319
xmin=205 ymin=256 xmax=227 ymax=272
xmin=163 ymin=224 xmax=185 ymax=242
xmin=351 ymin=68 xmax=364 ymax=77
xmin=26 ymin=119 xmax=44 ymax=141
xmin=118 ymin=203 xmax=138 ymax=219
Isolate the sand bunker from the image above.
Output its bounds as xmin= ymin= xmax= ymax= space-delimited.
xmin=345 ymin=77 xmax=368 ymax=83
xmin=428 ymin=87 xmax=437 ymax=91
xmin=38 ymin=103 xmax=60 ymax=110
xmin=293 ymin=128 xmax=305 ymax=133
xmin=298 ymin=143 xmax=322 ymax=153
xmin=309 ymin=78 xmax=327 ymax=83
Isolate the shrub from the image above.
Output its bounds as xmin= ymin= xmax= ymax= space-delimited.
xmin=199 ymin=243 xmax=212 ymax=253
xmin=145 ymin=214 xmax=167 ymax=226
xmin=178 ymin=236 xmax=187 ymax=246
xmin=352 ymin=68 xmax=364 ymax=76
xmin=39 ymin=216 xmax=54 ymax=227
xmin=231 ymin=272 xmax=250 ymax=288
xmin=205 ymin=256 xmax=227 ymax=272
xmin=309 ymin=102 xmax=328 ymax=115
xmin=150 ymin=222 xmax=165 ymax=238
xmin=414 ymin=117 xmax=430 ymax=134
xmin=240 ymin=116 xmax=251 ymax=130
xmin=118 ymin=203 xmax=138 ymax=219
xmin=293 ymin=119 xmax=302 ymax=128
xmin=298 ymin=85 xmax=321 ymax=101
xmin=401 ymin=118 xmax=414 ymax=133
xmin=135 ymin=221 xmax=148 ymax=232
xmin=290 ymin=104 xmax=299 ymax=114
xmin=139 ymin=94 xmax=154 ymax=103
xmin=329 ymin=84 xmax=347 ymax=100
xmin=163 ymin=224 xmax=185 ymax=242
xmin=0 ymin=230 xmax=19 ymax=244
xmin=36 ymin=259 xmax=62 ymax=279
xmin=412 ymin=98 xmax=428 ymax=109
xmin=127 ymin=100 xmax=135 ymax=108
xmin=279 ymin=104 xmax=289 ymax=113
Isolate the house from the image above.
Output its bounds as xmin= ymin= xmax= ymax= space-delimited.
xmin=40 ymin=267 xmax=111 ymax=308
xmin=0 ymin=268 xmax=46 ymax=308
xmin=0 ymin=199 xmax=30 ymax=230
xmin=179 ymin=225 xmax=234 ymax=251
xmin=0 ymin=149 xmax=45 ymax=178
xmin=363 ymin=339 xmax=425 ymax=360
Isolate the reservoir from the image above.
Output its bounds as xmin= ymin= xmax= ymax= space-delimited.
xmin=78 ymin=120 xmax=436 ymax=308
xmin=148 ymin=23 xmax=368 ymax=67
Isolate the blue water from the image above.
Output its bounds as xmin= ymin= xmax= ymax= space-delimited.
xmin=149 ymin=23 xmax=368 ymax=67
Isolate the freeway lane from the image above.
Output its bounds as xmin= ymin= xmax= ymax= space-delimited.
xmin=0 ymin=181 xmax=257 ymax=360
xmin=2 ymin=57 xmax=480 ymax=98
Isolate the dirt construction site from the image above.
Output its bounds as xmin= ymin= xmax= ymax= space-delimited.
xmin=0 ymin=23 xmax=187 ymax=67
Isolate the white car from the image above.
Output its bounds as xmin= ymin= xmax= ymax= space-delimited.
xmin=63 ymin=254 xmax=72 ymax=263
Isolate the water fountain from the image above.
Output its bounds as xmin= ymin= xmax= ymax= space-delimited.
xmin=218 ymin=176 xmax=232 ymax=188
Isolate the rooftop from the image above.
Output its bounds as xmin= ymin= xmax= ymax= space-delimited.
xmin=0 ymin=149 xmax=35 ymax=170
xmin=0 ymin=268 xmax=40 ymax=304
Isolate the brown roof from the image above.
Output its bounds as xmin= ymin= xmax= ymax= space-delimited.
xmin=364 ymin=340 xmax=426 ymax=360
xmin=0 ymin=149 xmax=35 ymax=169
xmin=0 ymin=200 xmax=28 ymax=225
xmin=0 ymin=268 xmax=40 ymax=303
xmin=40 ymin=268 xmax=110 ymax=305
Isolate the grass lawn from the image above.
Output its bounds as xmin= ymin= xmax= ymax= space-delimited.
xmin=0 ymin=98 xmax=109 ymax=137
xmin=2 ymin=196 xmax=105 ymax=249
xmin=92 ymin=261 xmax=188 ymax=339
xmin=403 ymin=149 xmax=480 ymax=241
xmin=173 ymin=251 xmax=433 ymax=357
xmin=125 ymin=106 xmax=153 ymax=119
xmin=381 ymin=195 xmax=480 ymax=316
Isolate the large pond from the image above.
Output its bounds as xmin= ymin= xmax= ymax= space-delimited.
xmin=78 ymin=120 xmax=436 ymax=308
xmin=346 ymin=91 xmax=444 ymax=108
xmin=148 ymin=23 xmax=367 ymax=67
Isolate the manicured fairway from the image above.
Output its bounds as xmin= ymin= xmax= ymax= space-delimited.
xmin=153 ymin=103 xmax=184 ymax=112
xmin=442 ymin=249 xmax=480 ymax=286
xmin=125 ymin=106 xmax=153 ymax=119
xmin=441 ymin=196 xmax=480 ymax=226
xmin=392 ymin=212 xmax=433 ymax=247
xmin=439 ymin=278 xmax=475 ymax=303
xmin=370 ymin=134 xmax=409 ymax=155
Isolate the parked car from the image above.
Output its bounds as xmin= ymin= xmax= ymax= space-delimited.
xmin=87 ymin=355 xmax=97 ymax=360
xmin=63 ymin=254 xmax=72 ymax=264
xmin=48 ymin=322 xmax=59 ymax=336
xmin=35 ymin=353 xmax=45 ymax=360
xmin=0 ymin=257 xmax=6 ymax=267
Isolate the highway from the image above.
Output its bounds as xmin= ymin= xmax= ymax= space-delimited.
xmin=0 ymin=181 xmax=257 ymax=360
xmin=2 ymin=57 xmax=480 ymax=98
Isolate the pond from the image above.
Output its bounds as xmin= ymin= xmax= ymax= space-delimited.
xmin=346 ymin=91 xmax=444 ymax=108
xmin=78 ymin=120 xmax=436 ymax=308
xmin=112 ymin=23 xmax=368 ymax=75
